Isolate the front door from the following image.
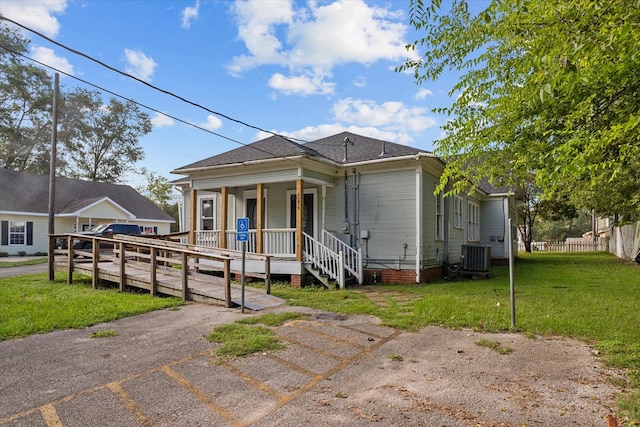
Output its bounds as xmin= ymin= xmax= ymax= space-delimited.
xmin=290 ymin=193 xmax=315 ymax=237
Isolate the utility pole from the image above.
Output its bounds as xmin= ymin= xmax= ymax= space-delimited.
xmin=48 ymin=73 xmax=59 ymax=281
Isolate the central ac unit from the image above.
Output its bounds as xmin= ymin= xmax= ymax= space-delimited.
xmin=461 ymin=245 xmax=491 ymax=277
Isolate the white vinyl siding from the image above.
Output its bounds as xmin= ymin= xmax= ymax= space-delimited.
xmin=325 ymin=169 xmax=416 ymax=265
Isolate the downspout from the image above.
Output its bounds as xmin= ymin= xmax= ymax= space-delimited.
xmin=503 ymin=196 xmax=510 ymax=258
xmin=443 ymin=184 xmax=450 ymax=262
xmin=353 ymin=169 xmax=360 ymax=245
xmin=415 ymin=167 xmax=423 ymax=283
xmin=342 ymin=171 xmax=349 ymax=234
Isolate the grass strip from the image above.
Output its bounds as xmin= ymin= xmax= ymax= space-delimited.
xmin=0 ymin=273 xmax=183 ymax=340
xmin=0 ymin=257 xmax=47 ymax=268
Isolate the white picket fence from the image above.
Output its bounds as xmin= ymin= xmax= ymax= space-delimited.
xmin=518 ymin=238 xmax=608 ymax=253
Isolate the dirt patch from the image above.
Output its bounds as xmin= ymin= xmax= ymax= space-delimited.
xmin=290 ymin=325 xmax=621 ymax=426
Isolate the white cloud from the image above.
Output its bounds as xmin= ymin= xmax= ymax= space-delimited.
xmin=1 ymin=0 xmax=67 ymax=37
xmin=353 ymin=76 xmax=367 ymax=88
xmin=30 ymin=46 xmax=74 ymax=75
xmin=200 ymin=115 xmax=223 ymax=131
xmin=181 ymin=0 xmax=200 ymax=29
xmin=151 ymin=113 xmax=174 ymax=128
xmin=268 ymin=72 xmax=335 ymax=96
xmin=332 ymin=98 xmax=437 ymax=132
xmin=124 ymin=49 xmax=157 ymax=82
xmin=415 ymin=88 xmax=434 ymax=100
xmin=228 ymin=0 xmax=417 ymax=95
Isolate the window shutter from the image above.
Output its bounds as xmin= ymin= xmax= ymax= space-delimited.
xmin=27 ymin=222 xmax=33 ymax=245
xmin=1 ymin=221 xmax=7 ymax=246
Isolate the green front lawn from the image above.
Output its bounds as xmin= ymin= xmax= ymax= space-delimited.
xmin=0 ymin=273 xmax=182 ymax=340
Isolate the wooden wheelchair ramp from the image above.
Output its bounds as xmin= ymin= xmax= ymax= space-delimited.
xmin=49 ymin=234 xmax=284 ymax=311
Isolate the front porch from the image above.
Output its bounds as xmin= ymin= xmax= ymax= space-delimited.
xmin=191 ymin=228 xmax=363 ymax=288
xmin=179 ymin=158 xmax=363 ymax=288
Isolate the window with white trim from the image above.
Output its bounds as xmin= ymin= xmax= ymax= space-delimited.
xmin=1 ymin=220 xmax=33 ymax=246
xmin=9 ymin=221 xmax=26 ymax=245
xmin=199 ymin=195 xmax=217 ymax=230
xmin=454 ymin=196 xmax=464 ymax=229
xmin=468 ymin=202 xmax=480 ymax=242
xmin=435 ymin=193 xmax=444 ymax=240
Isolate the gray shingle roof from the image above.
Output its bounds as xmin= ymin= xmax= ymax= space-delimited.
xmin=174 ymin=135 xmax=320 ymax=170
xmin=0 ymin=169 xmax=173 ymax=221
xmin=172 ymin=132 xmax=430 ymax=173
xmin=305 ymin=132 xmax=426 ymax=163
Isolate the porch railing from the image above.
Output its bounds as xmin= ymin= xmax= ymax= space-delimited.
xmin=196 ymin=228 xmax=296 ymax=256
xmin=303 ymin=232 xmax=345 ymax=288
xmin=194 ymin=228 xmax=362 ymax=285
xmin=321 ymin=230 xmax=363 ymax=284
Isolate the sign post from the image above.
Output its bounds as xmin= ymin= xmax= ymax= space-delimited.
xmin=508 ymin=218 xmax=516 ymax=328
xmin=236 ymin=217 xmax=249 ymax=313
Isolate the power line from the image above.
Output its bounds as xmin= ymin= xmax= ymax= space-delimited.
xmin=0 ymin=43 xmax=248 ymax=160
xmin=0 ymin=21 xmax=315 ymax=168
xmin=0 ymin=15 xmax=309 ymax=145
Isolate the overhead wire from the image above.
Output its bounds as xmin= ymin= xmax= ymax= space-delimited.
xmin=0 ymin=16 xmax=317 ymax=168
xmin=0 ymin=15 xmax=309 ymax=145
xmin=1 ymin=44 xmax=243 ymax=161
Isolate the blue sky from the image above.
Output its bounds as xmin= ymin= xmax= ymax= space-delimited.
xmin=2 ymin=0 xmax=462 ymax=185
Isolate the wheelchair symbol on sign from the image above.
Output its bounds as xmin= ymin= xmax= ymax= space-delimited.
xmin=237 ymin=217 xmax=249 ymax=242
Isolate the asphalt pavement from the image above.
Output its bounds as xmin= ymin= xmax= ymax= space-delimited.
xmin=0 ymin=260 xmax=620 ymax=426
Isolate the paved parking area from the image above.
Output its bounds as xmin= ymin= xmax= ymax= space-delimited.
xmin=0 ymin=303 xmax=619 ymax=426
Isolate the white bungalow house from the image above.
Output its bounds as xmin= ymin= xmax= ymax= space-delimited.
xmin=171 ymin=132 xmax=519 ymax=286
xmin=0 ymin=169 xmax=174 ymax=255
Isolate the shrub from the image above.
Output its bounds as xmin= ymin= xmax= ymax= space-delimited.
xmin=0 ymin=252 xmax=8 ymax=257
xmin=18 ymin=251 xmax=26 ymax=257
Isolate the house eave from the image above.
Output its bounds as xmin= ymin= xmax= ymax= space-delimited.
xmin=171 ymin=154 xmax=310 ymax=175
xmin=339 ymin=152 xmax=436 ymax=168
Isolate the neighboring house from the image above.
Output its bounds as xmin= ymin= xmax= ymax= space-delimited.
xmin=0 ymin=169 xmax=174 ymax=255
xmin=171 ymin=132 xmax=520 ymax=286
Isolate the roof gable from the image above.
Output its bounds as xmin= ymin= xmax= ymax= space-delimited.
xmin=59 ymin=196 xmax=135 ymax=218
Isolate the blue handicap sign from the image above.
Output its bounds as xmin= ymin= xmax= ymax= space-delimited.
xmin=237 ymin=217 xmax=249 ymax=242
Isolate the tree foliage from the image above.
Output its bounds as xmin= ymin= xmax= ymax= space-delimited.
xmin=399 ymin=0 xmax=640 ymax=221
xmin=518 ymin=178 xmax=579 ymax=252
xmin=59 ymin=89 xmax=150 ymax=183
xmin=135 ymin=167 xmax=175 ymax=208
xmin=136 ymin=168 xmax=180 ymax=231
xmin=0 ymin=23 xmax=151 ymax=183
xmin=0 ymin=25 xmax=55 ymax=173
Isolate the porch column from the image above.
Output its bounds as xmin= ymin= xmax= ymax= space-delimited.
xmin=220 ymin=186 xmax=228 ymax=249
xmin=189 ymin=188 xmax=197 ymax=245
xmin=256 ymin=183 xmax=264 ymax=254
xmin=296 ymin=179 xmax=304 ymax=262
